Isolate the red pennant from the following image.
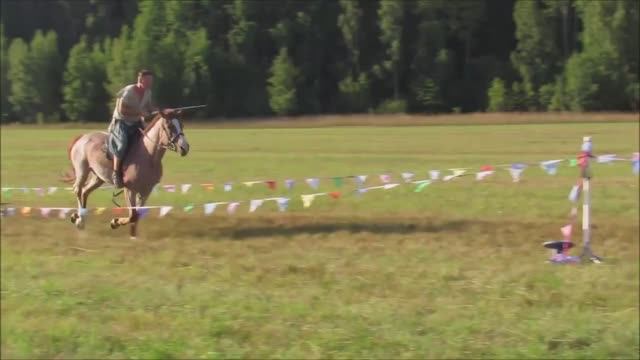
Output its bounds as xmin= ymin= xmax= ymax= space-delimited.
xmin=266 ymin=180 xmax=277 ymax=190
xmin=480 ymin=165 xmax=494 ymax=171
xmin=112 ymin=207 xmax=126 ymax=216
xmin=329 ymin=191 xmax=341 ymax=199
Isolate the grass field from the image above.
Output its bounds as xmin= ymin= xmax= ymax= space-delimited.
xmin=1 ymin=114 xmax=639 ymax=359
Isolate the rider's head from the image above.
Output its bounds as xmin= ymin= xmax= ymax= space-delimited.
xmin=137 ymin=69 xmax=154 ymax=90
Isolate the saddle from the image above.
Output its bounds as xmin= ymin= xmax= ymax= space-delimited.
xmin=102 ymin=130 xmax=143 ymax=161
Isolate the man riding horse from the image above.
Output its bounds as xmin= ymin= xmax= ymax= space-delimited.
xmin=108 ymin=69 xmax=172 ymax=188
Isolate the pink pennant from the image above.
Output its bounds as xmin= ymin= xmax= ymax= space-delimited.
xmin=560 ymin=224 xmax=572 ymax=240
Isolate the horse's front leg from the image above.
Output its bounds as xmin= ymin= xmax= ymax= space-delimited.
xmin=128 ymin=192 xmax=150 ymax=240
xmin=110 ymin=189 xmax=138 ymax=238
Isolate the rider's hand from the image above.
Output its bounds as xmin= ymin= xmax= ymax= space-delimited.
xmin=161 ymin=108 xmax=174 ymax=116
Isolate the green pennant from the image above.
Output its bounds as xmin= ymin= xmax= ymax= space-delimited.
xmin=183 ymin=204 xmax=194 ymax=212
xmin=1 ymin=188 xmax=11 ymax=200
xmin=333 ymin=177 xmax=343 ymax=188
xmin=414 ymin=182 xmax=431 ymax=192
xmin=569 ymin=159 xmax=578 ymax=167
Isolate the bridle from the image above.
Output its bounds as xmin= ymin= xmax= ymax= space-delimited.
xmin=139 ymin=117 xmax=184 ymax=152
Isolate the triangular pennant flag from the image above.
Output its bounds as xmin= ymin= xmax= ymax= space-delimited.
xmin=509 ymin=164 xmax=526 ymax=182
xmin=224 ymin=182 xmax=233 ymax=192
xmin=201 ymin=183 xmax=215 ymax=191
xmin=301 ymin=194 xmax=316 ymax=208
xmin=568 ymin=184 xmax=581 ymax=202
xmin=20 ymin=207 xmax=32 ymax=216
xmin=476 ymin=171 xmax=494 ymax=181
xmin=305 ymin=178 xmax=320 ymax=190
xmin=2 ymin=207 xmax=16 ymax=217
xmin=597 ymin=154 xmax=617 ymax=164
xmin=203 ymin=203 xmax=219 ymax=215
xmin=266 ymin=180 xmax=277 ymax=190
xmin=276 ymin=198 xmax=289 ymax=212
xmin=383 ymin=183 xmax=400 ymax=190
xmin=137 ymin=208 xmax=150 ymax=219
xmin=540 ymin=160 xmax=562 ymax=175
xmin=401 ymin=172 xmax=415 ymax=182
xmin=249 ymin=199 xmax=264 ymax=213
xmin=40 ymin=208 xmax=51 ymax=217
xmin=227 ymin=202 xmax=240 ymax=215
xmin=480 ymin=165 xmax=494 ymax=172
xmin=355 ymin=175 xmax=367 ymax=186
xmin=181 ymin=184 xmax=192 ymax=194
xmin=58 ymin=208 xmax=71 ymax=219
xmin=159 ymin=206 xmax=173 ymax=217
xmin=112 ymin=207 xmax=126 ymax=216
xmin=332 ymin=177 xmax=343 ymax=188
xmin=443 ymin=169 xmax=466 ymax=181
xmin=95 ymin=207 xmax=106 ymax=215
xmin=243 ymin=181 xmax=260 ymax=187
xmin=183 ymin=204 xmax=195 ymax=212
xmin=568 ymin=159 xmax=578 ymax=167
xmin=414 ymin=181 xmax=431 ymax=192
xmin=429 ymin=170 xmax=440 ymax=180
xmin=379 ymin=174 xmax=392 ymax=184
xmin=329 ymin=191 xmax=341 ymax=199
xmin=47 ymin=187 xmax=58 ymax=195
xmin=34 ymin=188 xmax=45 ymax=196
xmin=633 ymin=160 xmax=639 ymax=175
xmin=285 ymin=179 xmax=295 ymax=190
xmin=560 ymin=224 xmax=573 ymax=240
xmin=163 ymin=184 xmax=176 ymax=192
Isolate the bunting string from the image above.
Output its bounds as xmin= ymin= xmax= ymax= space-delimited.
xmin=2 ymin=153 xmax=637 ymax=198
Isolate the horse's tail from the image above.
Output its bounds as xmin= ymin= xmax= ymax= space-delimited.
xmin=61 ymin=134 xmax=82 ymax=184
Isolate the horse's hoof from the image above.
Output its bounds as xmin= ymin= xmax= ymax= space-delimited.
xmin=110 ymin=219 xmax=119 ymax=229
xmin=70 ymin=212 xmax=78 ymax=224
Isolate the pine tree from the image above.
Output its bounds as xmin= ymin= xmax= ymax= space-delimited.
xmin=7 ymin=38 xmax=36 ymax=121
xmin=267 ymin=47 xmax=298 ymax=115
xmin=29 ymin=30 xmax=63 ymax=121
xmin=62 ymin=36 xmax=108 ymax=121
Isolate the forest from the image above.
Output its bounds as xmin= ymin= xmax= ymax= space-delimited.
xmin=0 ymin=0 xmax=638 ymax=122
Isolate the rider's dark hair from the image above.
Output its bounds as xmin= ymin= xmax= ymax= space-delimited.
xmin=138 ymin=69 xmax=153 ymax=77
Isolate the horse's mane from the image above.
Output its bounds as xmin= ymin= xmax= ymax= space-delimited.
xmin=143 ymin=114 xmax=164 ymax=134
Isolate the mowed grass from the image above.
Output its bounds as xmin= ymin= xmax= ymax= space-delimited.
xmin=1 ymin=115 xmax=639 ymax=359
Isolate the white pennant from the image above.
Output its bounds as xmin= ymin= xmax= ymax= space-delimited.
xmin=58 ymin=208 xmax=71 ymax=219
xmin=284 ymin=179 xmax=295 ymax=190
xmin=181 ymin=184 xmax=192 ymax=194
xmin=203 ymin=203 xmax=221 ymax=215
xmin=401 ymin=172 xmax=415 ymax=182
xmin=597 ymin=154 xmax=617 ymax=164
xmin=429 ymin=170 xmax=440 ymax=180
xmin=249 ymin=199 xmax=264 ymax=213
xmin=227 ymin=202 xmax=240 ymax=214
xmin=48 ymin=187 xmax=58 ymax=195
xmin=159 ymin=206 xmax=173 ymax=217
xmin=355 ymin=175 xmax=368 ymax=186
xmin=568 ymin=185 xmax=581 ymax=202
xmin=224 ymin=183 xmax=233 ymax=192
xmin=276 ymin=198 xmax=289 ymax=212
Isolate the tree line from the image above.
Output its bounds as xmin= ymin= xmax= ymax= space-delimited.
xmin=0 ymin=0 xmax=638 ymax=123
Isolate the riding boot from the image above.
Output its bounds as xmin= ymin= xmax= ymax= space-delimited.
xmin=112 ymin=169 xmax=124 ymax=188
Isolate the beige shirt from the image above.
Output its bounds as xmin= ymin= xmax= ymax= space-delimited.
xmin=109 ymin=84 xmax=153 ymax=130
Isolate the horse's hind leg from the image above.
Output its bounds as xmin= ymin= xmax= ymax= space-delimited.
xmin=69 ymin=158 xmax=90 ymax=229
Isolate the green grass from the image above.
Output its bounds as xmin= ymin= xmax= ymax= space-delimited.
xmin=1 ymin=115 xmax=639 ymax=359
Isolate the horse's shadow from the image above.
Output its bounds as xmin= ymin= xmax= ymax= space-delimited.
xmin=214 ymin=219 xmax=471 ymax=240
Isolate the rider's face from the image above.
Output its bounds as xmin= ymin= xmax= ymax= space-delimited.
xmin=138 ymin=75 xmax=153 ymax=89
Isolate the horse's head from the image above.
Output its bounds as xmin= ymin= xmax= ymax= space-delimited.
xmin=158 ymin=110 xmax=190 ymax=156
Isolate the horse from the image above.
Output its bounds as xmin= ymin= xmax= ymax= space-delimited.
xmin=64 ymin=111 xmax=190 ymax=238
